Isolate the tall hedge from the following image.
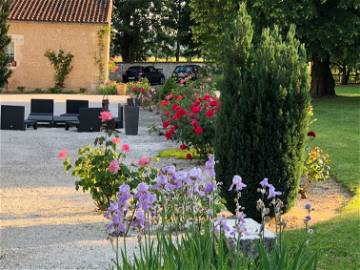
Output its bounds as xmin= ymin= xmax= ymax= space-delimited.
xmin=0 ymin=0 xmax=11 ymax=88
xmin=215 ymin=4 xmax=310 ymax=220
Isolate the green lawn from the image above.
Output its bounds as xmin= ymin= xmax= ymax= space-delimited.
xmin=285 ymin=85 xmax=360 ymax=270
xmin=309 ymin=85 xmax=360 ymax=192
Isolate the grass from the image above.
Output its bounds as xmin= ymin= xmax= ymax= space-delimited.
xmin=309 ymin=85 xmax=360 ymax=192
xmin=284 ymin=85 xmax=360 ymax=270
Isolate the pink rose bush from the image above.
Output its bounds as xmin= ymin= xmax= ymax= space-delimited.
xmin=61 ymin=128 xmax=157 ymax=210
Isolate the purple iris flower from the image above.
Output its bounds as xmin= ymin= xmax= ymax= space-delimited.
xmin=205 ymin=155 xmax=216 ymax=177
xmin=259 ymin=178 xmax=269 ymax=188
xmin=228 ymin=175 xmax=247 ymax=191
xmin=189 ymin=167 xmax=202 ymax=181
xmin=108 ymin=201 xmax=119 ymax=212
xmin=304 ymin=203 xmax=311 ymax=210
xmin=214 ymin=216 xmax=234 ymax=236
xmin=164 ymin=165 xmax=176 ymax=175
xmin=267 ymin=184 xmax=282 ymax=199
xmin=204 ymin=182 xmax=215 ymax=194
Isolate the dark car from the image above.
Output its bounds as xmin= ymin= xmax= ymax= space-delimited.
xmin=122 ymin=66 xmax=165 ymax=85
xmin=172 ymin=65 xmax=201 ymax=81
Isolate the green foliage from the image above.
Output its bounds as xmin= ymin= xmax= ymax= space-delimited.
xmin=97 ymin=84 xmax=117 ymax=95
xmin=0 ymin=0 xmax=11 ymax=88
xmin=303 ymin=146 xmax=331 ymax=182
xmin=258 ymin=239 xmax=318 ymax=270
xmin=17 ymin=86 xmax=25 ymax=93
xmin=127 ymin=78 xmax=154 ymax=107
xmin=45 ymin=49 xmax=74 ymax=90
xmin=118 ymin=226 xmax=255 ymax=270
xmin=112 ymin=0 xmax=155 ymax=61
xmin=160 ymin=77 xmax=220 ymax=160
xmin=215 ymin=5 xmax=310 ymax=220
xmin=79 ymin=87 xmax=87 ymax=94
xmin=63 ymin=134 xmax=158 ymax=210
xmin=160 ymin=78 xmax=178 ymax=100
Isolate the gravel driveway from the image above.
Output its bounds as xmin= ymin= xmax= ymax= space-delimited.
xmin=0 ymin=95 xmax=178 ymax=269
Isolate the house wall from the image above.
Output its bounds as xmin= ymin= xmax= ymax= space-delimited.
xmin=7 ymin=21 xmax=111 ymax=92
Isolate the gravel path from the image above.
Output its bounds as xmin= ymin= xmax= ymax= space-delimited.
xmin=0 ymin=95 xmax=183 ymax=269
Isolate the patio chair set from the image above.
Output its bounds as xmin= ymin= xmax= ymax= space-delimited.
xmin=1 ymin=99 xmax=139 ymax=134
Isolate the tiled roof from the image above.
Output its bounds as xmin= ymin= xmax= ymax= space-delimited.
xmin=9 ymin=0 xmax=111 ymax=24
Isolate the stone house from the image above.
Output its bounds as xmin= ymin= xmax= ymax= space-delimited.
xmin=6 ymin=0 xmax=112 ymax=92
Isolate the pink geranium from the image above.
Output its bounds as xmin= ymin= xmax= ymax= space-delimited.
xmin=108 ymin=159 xmax=120 ymax=174
xmin=112 ymin=137 xmax=121 ymax=144
xmin=138 ymin=155 xmax=151 ymax=167
xmin=99 ymin=111 xmax=112 ymax=122
xmin=58 ymin=149 xmax=68 ymax=160
xmin=122 ymin=144 xmax=130 ymax=153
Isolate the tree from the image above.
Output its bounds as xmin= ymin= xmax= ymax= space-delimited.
xmin=215 ymin=4 xmax=310 ymax=220
xmin=0 ymin=0 xmax=11 ymax=88
xmin=112 ymin=0 xmax=155 ymax=62
xmin=156 ymin=0 xmax=198 ymax=61
xmin=191 ymin=0 xmax=360 ymax=97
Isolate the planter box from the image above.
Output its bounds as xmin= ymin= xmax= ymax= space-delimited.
xmin=116 ymin=83 xmax=127 ymax=95
xmin=127 ymin=98 xmax=140 ymax=107
xmin=124 ymin=105 xmax=139 ymax=135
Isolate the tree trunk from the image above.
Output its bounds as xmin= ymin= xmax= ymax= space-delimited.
xmin=310 ymin=56 xmax=335 ymax=97
xmin=175 ymin=41 xmax=180 ymax=62
xmin=341 ymin=66 xmax=350 ymax=85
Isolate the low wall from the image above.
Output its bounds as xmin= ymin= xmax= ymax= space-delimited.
xmin=110 ymin=62 xmax=207 ymax=82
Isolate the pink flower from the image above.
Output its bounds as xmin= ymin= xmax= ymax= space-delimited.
xmin=112 ymin=137 xmax=121 ymax=144
xmin=138 ymin=155 xmax=151 ymax=167
xmin=58 ymin=149 xmax=68 ymax=160
xmin=99 ymin=111 xmax=112 ymax=122
xmin=108 ymin=160 xmax=120 ymax=174
xmin=122 ymin=144 xmax=130 ymax=152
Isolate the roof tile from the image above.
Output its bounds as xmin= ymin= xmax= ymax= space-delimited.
xmin=9 ymin=0 xmax=111 ymax=24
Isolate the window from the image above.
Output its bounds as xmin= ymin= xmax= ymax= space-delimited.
xmin=6 ymin=41 xmax=16 ymax=66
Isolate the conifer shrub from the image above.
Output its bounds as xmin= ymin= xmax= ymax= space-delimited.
xmin=215 ymin=4 xmax=310 ymax=220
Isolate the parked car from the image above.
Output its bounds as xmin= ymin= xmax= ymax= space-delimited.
xmin=122 ymin=66 xmax=165 ymax=85
xmin=172 ymin=65 xmax=201 ymax=81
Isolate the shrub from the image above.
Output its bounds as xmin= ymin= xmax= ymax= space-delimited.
xmin=33 ymin=88 xmax=43 ymax=93
xmin=79 ymin=87 xmax=87 ymax=94
xmin=160 ymin=77 xmax=179 ymax=100
xmin=160 ymin=77 xmax=220 ymax=160
xmin=303 ymin=146 xmax=331 ymax=182
xmin=60 ymin=114 xmax=157 ymax=210
xmin=48 ymin=87 xmax=62 ymax=94
xmin=45 ymin=49 xmax=74 ymax=89
xmin=215 ymin=5 xmax=310 ymax=220
xmin=96 ymin=83 xmax=117 ymax=95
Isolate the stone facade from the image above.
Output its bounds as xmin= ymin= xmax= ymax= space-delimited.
xmin=6 ymin=21 xmax=111 ymax=92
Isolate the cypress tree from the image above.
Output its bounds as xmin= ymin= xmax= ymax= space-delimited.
xmin=215 ymin=4 xmax=310 ymax=220
xmin=0 ymin=0 xmax=11 ymax=88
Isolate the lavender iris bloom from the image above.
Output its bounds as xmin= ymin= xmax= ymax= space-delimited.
xmin=228 ymin=175 xmax=247 ymax=191
xmin=259 ymin=178 xmax=269 ymax=188
xmin=267 ymin=184 xmax=282 ymax=199
xmin=189 ymin=167 xmax=202 ymax=181
xmin=205 ymin=155 xmax=216 ymax=177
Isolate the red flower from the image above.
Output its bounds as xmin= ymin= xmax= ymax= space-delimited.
xmin=161 ymin=100 xmax=169 ymax=107
xmin=203 ymin=94 xmax=211 ymax=101
xmin=191 ymin=106 xmax=201 ymax=113
xmin=162 ymin=120 xmax=170 ymax=129
xmin=194 ymin=126 xmax=203 ymax=135
xmin=180 ymin=144 xmax=187 ymax=150
xmin=205 ymin=109 xmax=215 ymax=118
xmin=172 ymin=104 xmax=180 ymax=111
xmin=176 ymin=95 xmax=183 ymax=101
xmin=164 ymin=110 xmax=170 ymax=116
xmin=186 ymin=153 xmax=192 ymax=160
xmin=210 ymin=100 xmax=219 ymax=107
xmin=140 ymin=87 xmax=145 ymax=93
xmin=173 ymin=109 xmax=186 ymax=120
xmin=307 ymin=131 xmax=316 ymax=138
xmin=191 ymin=119 xmax=198 ymax=127
xmin=165 ymin=94 xmax=173 ymax=100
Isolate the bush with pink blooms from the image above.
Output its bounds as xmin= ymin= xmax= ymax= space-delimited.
xmin=160 ymin=77 xmax=220 ymax=160
xmin=61 ymin=113 xmax=157 ymax=210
